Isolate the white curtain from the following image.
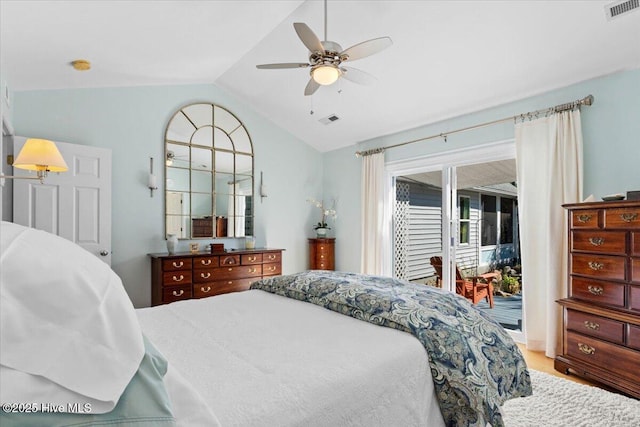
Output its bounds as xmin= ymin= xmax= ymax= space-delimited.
xmin=515 ymin=110 xmax=583 ymax=357
xmin=360 ymin=152 xmax=390 ymax=275
xmin=227 ymin=183 xmax=246 ymax=237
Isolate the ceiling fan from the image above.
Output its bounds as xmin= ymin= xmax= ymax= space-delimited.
xmin=256 ymin=0 xmax=392 ymax=96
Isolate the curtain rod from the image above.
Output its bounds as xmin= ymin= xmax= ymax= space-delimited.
xmin=354 ymin=94 xmax=594 ymax=157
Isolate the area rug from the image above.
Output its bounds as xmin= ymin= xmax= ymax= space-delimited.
xmin=502 ymin=369 xmax=640 ymax=426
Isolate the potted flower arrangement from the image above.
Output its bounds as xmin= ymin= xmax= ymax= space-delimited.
xmin=307 ymin=198 xmax=337 ymax=237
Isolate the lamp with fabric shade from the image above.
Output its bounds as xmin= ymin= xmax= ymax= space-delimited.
xmin=3 ymin=138 xmax=68 ymax=184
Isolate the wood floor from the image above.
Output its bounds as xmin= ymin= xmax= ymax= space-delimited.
xmin=517 ymin=344 xmax=605 ymax=388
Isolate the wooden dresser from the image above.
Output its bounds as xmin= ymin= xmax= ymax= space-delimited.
xmin=555 ymin=200 xmax=640 ymax=398
xmin=308 ymin=238 xmax=335 ymax=270
xmin=150 ymin=248 xmax=283 ymax=306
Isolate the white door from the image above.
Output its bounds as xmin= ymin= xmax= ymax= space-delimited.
xmin=13 ymin=137 xmax=112 ymax=265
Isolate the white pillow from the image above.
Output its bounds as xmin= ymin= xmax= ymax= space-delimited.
xmin=0 ymin=221 xmax=144 ymax=413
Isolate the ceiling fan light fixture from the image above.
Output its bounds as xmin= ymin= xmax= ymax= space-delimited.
xmin=312 ymin=65 xmax=340 ymax=85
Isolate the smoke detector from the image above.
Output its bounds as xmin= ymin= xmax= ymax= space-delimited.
xmin=605 ymin=0 xmax=639 ymax=20
xmin=319 ymin=114 xmax=340 ymax=125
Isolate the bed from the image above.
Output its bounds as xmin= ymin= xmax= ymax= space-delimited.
xmin=0 ymin=221 xmax=531 ymax=427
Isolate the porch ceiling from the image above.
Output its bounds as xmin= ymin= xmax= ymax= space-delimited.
xmin=405 ymin=159 xmax=517 ymax=190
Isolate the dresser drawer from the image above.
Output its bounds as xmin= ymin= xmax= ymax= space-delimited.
xmin=570 ymin=209 xmax=600 ymax=229
xmin=162 ymin=285 xmax=192 ymax=303
xmin=193 ymin=256 xmax=219 ymax=269
xmin=633 ymin=232 xmax=640 ymax=256
xmin=214 ymin=265 xmax=262 ymax=280
xmin=632 ymin=258 xmax=640 ymax=284
xmin=220 ymin=254 xmax=240 ymax=266
xmin=162 ymin=258 xmax=192 ymax=271
xmin=570 ymin=276 xmax=624 ymax=307
xmin=605 ymin=208 xmax=640 ymax=229
xmin=571 ymin=254 xmax=625 ymax=281
xmin=566 ymin=331 xmax=640 ymax=384
xmin=262 ymin=262 xmax=281 ymax=276
xmin=241 ymin=254 xmax=263 ymax=265
xmin=630 ymin=286 xmax=640 ymax=312
xmin=263 ymin=252 xmax=281 ymax=263
xmin=162 ymin=270 xmax=192 ymax=286
xmin=209 ymin=278 xmax=257 ymax=295
xmin=193 ymin=283 xmax=216 ymax=298
xmin=571 ymin=230 xmax=626 ymax=255
xmin=566 ymin=309 xmax=624 ymax=344
xmin=193 ymin=268 xmax=217 ymax=283
xmin=628 ymin=325 xmax=640 ymax=351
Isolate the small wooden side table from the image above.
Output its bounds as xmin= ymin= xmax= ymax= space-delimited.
xmin=308 ymin=238 xmax=335 ymax=270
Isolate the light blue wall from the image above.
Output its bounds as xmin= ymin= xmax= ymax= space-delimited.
xmin=324 ymin=69 xmax=640 ymax=273
xmin=13 ymin=84 xmax=323 ymax=307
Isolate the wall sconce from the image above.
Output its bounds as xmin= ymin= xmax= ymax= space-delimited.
xmin=1 ymin=138 xmax=68 ymax=184
xmin=260 ymin=171 xmax=267 ymax=203
xmin=148 ymin=157 xmax=158 ymax=197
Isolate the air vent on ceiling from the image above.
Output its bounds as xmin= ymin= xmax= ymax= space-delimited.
xmin=319 ymin=114 xmax=340 ymax=125
xmin=605 ymin=0 xmax=639 ymax=20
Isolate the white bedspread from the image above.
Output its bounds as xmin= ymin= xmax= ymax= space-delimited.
xmin=137 ymin=290 xmax=445 ymax=427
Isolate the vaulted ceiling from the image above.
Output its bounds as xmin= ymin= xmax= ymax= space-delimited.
xmin=2 ymin=1 xmax=639 ymax=152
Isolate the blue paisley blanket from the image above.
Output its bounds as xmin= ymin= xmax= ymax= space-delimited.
xmin=250 ymin=270 xmax=532 ymax=427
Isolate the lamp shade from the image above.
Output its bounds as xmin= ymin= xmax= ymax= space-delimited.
xmin=312 ymin=65 xmax=340 ymax=86
xmin=13 ymin=139 xmax=68 ymax=172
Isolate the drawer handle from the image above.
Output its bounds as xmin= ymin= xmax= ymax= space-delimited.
xmin=587 ymin=285 xmax=604 ymax=295
xmin=201 ymin=286 xmax=211 ymax=293
xmin=172 ymin=261 xmax=184 ymax=268
xmin=268 ymin=255 xmax=276 ymax=260
xmin=268 ymin=266 xmax=276 ymax=272
xmin=588 ymin=237 xmax=605 ymax=246
xmin=248 ymin=267 xmax=257 ymax=273
xmin=228 ymin=268 xmax=233 ymax=272
xmin=227 ymin=281 xmax=233 ymax=285
xmin=320 ymin=254 xmax=324 ymax=258
xmin=583 ymin=321 xmax=600 ymax=331
xmin=172 ymin=274 xmax=185 ymax=282
xmin=172 ymin=289 xmax=184 ymax=297
xmin=577 ymin=214 xmax=592 ymax=223
xmin=320 ymin=246 xmax=324 ymax=250
xmin=248 ymin=256 xmax=256 ymax=262
xmin=201 ymin=259 xmax=212 ymax=266
xmin=588 ymin=261 xmax=604 ymax=271
xmin=577 ymin=343 xmax=595 ymax=355
xmin=200 ymin=272 xmax=211 ymax=279
xmin=621 ymin=213 xmax=638 ymax=223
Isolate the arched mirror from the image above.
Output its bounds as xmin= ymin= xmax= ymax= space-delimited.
xmin=165 ymin=103 xmax=253 ymax=239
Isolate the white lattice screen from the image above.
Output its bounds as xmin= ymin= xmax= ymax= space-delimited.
xmin=394 ymin=181 xmax=410 ymax=279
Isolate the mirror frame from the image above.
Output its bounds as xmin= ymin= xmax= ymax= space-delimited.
xmin=164 ymin=103 xmax=254 ymax=239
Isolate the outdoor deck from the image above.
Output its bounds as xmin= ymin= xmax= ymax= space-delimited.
xmin=476 ymin=294 xmax=522 ymax=331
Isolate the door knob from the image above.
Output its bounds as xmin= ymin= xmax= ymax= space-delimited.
xmin=100 ymin=250 xmax=109 ymax=256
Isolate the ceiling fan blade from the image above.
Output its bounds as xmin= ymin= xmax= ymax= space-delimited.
xmin=339 ymin=66 xmax=377 ymax=85
xmin=340 ymin=36 xmax=393 ymax=62
xmin=294 ymin=22 xmax=325 ymax=53
xmin=256 ymin=63 xmax=309 ymax=69
xmin=304 ymin=78 xmax=320 ymax=96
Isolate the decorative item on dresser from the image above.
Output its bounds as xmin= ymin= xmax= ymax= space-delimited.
xmin=149 ymin=248 xmax=283 ymax=306
xmin=555 ymin=200 xmax=640 ymax=398
xmin=308 ymin=238 xmax=335 ymax=270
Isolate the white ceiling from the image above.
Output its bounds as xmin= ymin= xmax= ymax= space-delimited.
xmin=2 ymin=1 xmax=639 ymax=153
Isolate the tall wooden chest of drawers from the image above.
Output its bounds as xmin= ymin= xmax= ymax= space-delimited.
xmin=555 ymin=200 xmax=640 ymax=398
xmin=308 ymin=238 xmax=335 ymax=270
xmin=150 ymin=248 xmax=283 ymax=306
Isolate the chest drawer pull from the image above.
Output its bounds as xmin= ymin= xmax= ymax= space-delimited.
xmin=267 ymin=254 xmax=276 ymax=260
xmin=621 ymin=213 xmax=638 ymax=223
xmin=577 ymin=214 xmax=592 ymax=223
xmin=248 ymin=267 xmax=257 ymax=273
xmin=577 ymin=343 xmax=595 ymax=355
xmin=172 ymin=289 xmax=184 ymax=297
xmin=228 ymin=268 xmax=233 ymax=272
xmin=200 ymin=272 xmax=211 ymax=279
xmin=583 ymin=320 xmax=600 ymax=331
xmin=588 ymin=261 xmax=604 ymax=271
xmin=172 ymin=274 xmax=185 ymax=282
xmin=267 ymin=266 xmax=276 ymax=272
xmin=587 ymin=285 xmax=604 ymax=295
xmin=588 ymin=237 xmax=605 ymax=246
xmin=172 ymin=261 xmax=184 ymax=268
xmin=200 ymin=286 xmax=211 ymax=293
xmin=200 ymin=259 xmax=212 ymax=266
xmin=248 ymin=256 xmax=257 ymax=262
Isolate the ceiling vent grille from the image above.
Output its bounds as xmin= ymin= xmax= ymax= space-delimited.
xmin=319 ymin=114 xmax=340 ymax=125
xmin=605 ymin=0 xmax=639 ymax=20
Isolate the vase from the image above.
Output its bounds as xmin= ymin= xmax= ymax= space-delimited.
xmin=166 ymin=234 xmax=178 ymax=254
xmin=315 ymin=228 xmax=328 ymax=238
